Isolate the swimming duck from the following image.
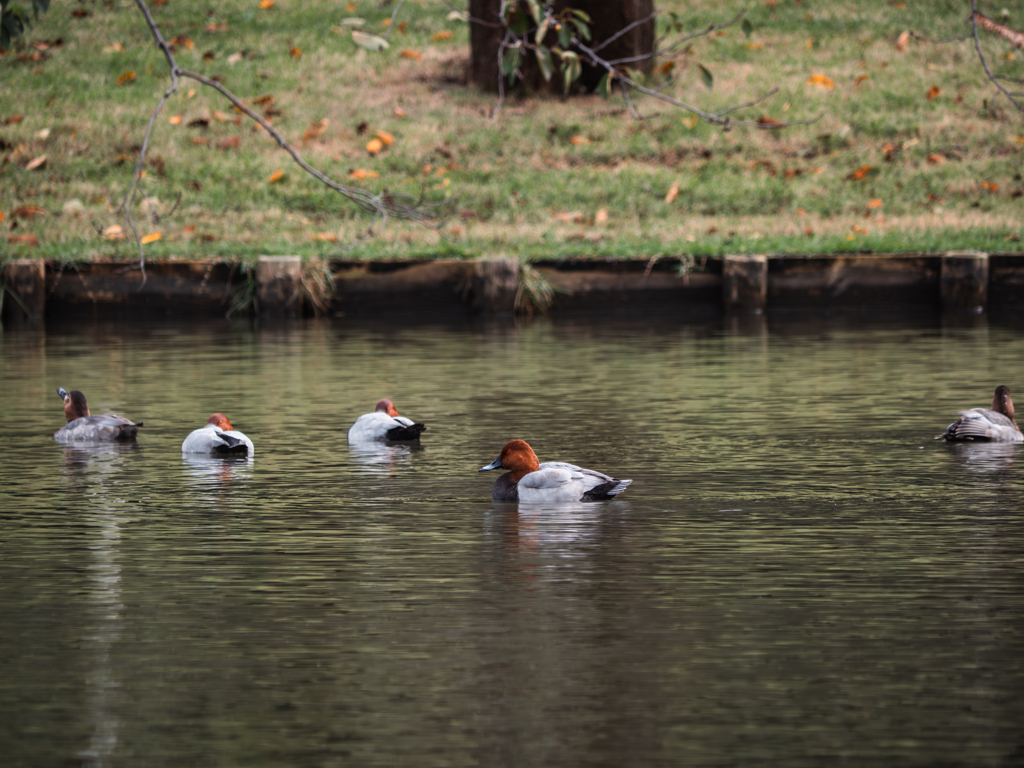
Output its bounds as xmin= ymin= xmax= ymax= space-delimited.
xmin=53 ymin=387 xmax=142 ymax=443
xmin=347 ymin=399 xmax=426 ymax=443
xmin=479 ymin=439 xmax=632 ymax=503
xmin=181 ymin=413 xmax=255 ymax=456
xmin=941 ymin=385 xmax=1023 ymax=443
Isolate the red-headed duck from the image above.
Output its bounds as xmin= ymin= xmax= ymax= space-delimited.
xmin=53 ymin=387 xmax=142 ymax=443
xmin=941 ymin=385 xmax=1023 ymax=443
xmin=181 ymin=413 xmax=255 ymax=456
xmin=479 ymin=439 xmax=632 ymax=503
xmin=347 ymin=399 xmax=425 ymax=443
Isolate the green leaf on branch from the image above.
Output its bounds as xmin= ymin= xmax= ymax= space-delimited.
xmin=502 ymin=46 xmax=522 ymax=83
xmin=596 ymin=72 xmax=611 ymax=100
xmin=571 ymin=9 xmax=592 ymax=23
xmin=742 ymin=18 xmax=753 ymax=38
xmin=560 ymin=51 xmax=581 ymax=94
xmin=535 ymin=47 xmax=554 ymax=82
xmin=572 ymin=19 xmax=590 ymax=41
xmin=351 ymin=30 xmax=390 ymax=51
xmin=535 ymin=17 xmax=550 ymax=45
xmin=525 ymin=0 xmax=542 ymax=24
xmin=699 ymin=64 xmax=714 ymax=91
xmin=558 ymin=23 xmax=571 ymax=48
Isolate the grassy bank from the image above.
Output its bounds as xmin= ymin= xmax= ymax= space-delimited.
xmin=1 ymin=0 xmax=1022 ymax=263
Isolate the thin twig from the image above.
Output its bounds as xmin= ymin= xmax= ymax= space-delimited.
xmin=383 ymin=0 xmax=408 ymax=41
xmin=971 ymin=2 xmax=1024 ymax=112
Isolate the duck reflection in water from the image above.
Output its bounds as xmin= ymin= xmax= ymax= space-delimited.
xmin=348 ymin=440 xmax=421 ymax=475
xmin=944 ymin=441 xmax=1020 ymax=474
xmin=182 ymin=454 xmax=254 ymax=484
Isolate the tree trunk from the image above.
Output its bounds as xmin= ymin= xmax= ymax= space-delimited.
xmin=468 ymin=0 xmax=656 ymax=93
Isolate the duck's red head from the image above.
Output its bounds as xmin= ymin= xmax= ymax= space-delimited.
xmin=993 ymin=386 xmax=1017 ymax=426
xmin=58 ymin=387 xmax=90 ymax=422
xmin=480 ymin=439 xmax=541 ymax=482
xmin=375 ymin=399 xmax=400 ymax=418
xmin=207 ymin=413 xmax=234 ymax=430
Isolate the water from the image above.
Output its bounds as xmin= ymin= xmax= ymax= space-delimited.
xmin=1 ymin=315 xmax=1023 ymax=768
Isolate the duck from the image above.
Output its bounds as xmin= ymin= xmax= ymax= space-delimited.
xmin=181 ymin=413 xmax=255 ymax=456
xmin=479 ymin=439 xmax=632 ymax=503
xmin=940 ymin=385 xmax=1023 ymax=443
xmin=53 ymin=387 xmax=142 ymax=443
xmin=347 ymin=399 xmax=426 ymax=443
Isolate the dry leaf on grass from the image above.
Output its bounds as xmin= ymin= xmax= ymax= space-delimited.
xmin=140 ymin=232 xmax=162 ymax=244
xmin=432 ymin=31 xmax=453 ymax=41
xmin=393 ymin=107 xmax=408 ymax=118
xmin=25 ymin=155 xmax=47 ymax=170
xmin=595 ymin=209 xmax=608 ymax=226
xmin=895 ymin=30 xmax=910 ymax=51
xmin=251 ymin=94 xmax=275 ymax=106
xmin=982 ymin=181 xmax=999 ymax=192
xmin=807 ymin=74 xmax=835 ymax=89
xmin=9 ymin=235 xmax=40 ymax=246
xmin=349 ymin=169 xmax=379 ymax=180
xmin=103 ymin=225 xmax=126 ymax=240
xmin=5 ymin=115 xmax=24 ymax=125
xmin=846 ymin=165 xmax=875 ymax=180
xmin=927 ymin=153 xmax=947 ymax=164
xmin=665 ymin=182 xmax=679 ymax=203
xmin=290 ymin=47 xmax=301 ymax=59
xmin=366 ymin=138 xmax=384 ymax=155
xmin=169 ymin=114 xmax=183 ymax=125
xmin=570 ymin=136 xmax=590 ymax=145
xmin=268 ymin=169 xmax=285 ymax=183
xmin=374 ymin=130 xmax=394 ymax=146
xmin=303 ymin=119 xmax=329 ymax=143
xmin=259 ymin=0 xmax=275 ymax=8
xmin=552 ymin=211 xmax=585 ymax=223
xmin=926 ymin=85 xmax=941 ymax=100
xmin=115 ymin=71 xmax=136 ymax=85
xmin=401 ymin=49 xmax=422 ymax=60
xmin=867 ymin=198 xmax=883 ymax=208
xmin=312 ymin=233 xmax=339 ymax=242
xmin=11 ymin=206 xmax=47 ymax=219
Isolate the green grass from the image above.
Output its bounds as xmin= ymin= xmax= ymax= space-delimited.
xmin=1 ymin=0 xmax=1022 ymax=263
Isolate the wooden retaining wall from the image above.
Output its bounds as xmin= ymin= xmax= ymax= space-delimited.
xmin=2 ymin=253 xmax=1024 ymax=324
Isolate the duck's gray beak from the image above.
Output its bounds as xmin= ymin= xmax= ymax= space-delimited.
xmin=57 ymin=387 xmax=68 ymax=400
xmin=479 ymin=455 xmax=502 ymax=472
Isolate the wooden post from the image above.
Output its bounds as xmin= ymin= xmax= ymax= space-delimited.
xmin=723 ymin=255 xmax=767 ymax=313
xmin=941 ymin=251 xmax=988 ymax=312
xmin=472 ymin=257 xmax=519 ymax=314
xmin=1 ymin=259 xmax=46 ymax=323
xmin=256 ymin=256 xmax=302 ymax=315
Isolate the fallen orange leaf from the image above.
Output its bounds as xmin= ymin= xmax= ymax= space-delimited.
xmin=431 ymin=31 xmax=453 ymax=41
xmin=217 ymin=135 xmax=240 ymax=150
xmin=212 ymin=110 xmax=236 ymax=123
xmin=895 ymin=30 xmax=910 ymax=51
xmin=595 ymin=209 xmax=608 ymax=225
xmin=11 ymin=206 xmax=47 ymax=219
xmin=170 ymin=35 xmax=194 ymax=50
xmin=374 ymin=130 xmax=394 ymax=146
xmin=251 ymin=93 xmax=275 ymax=106
xmin=746 ymin=43 xmax=763 ymax=50
xmin=268 ymin=169 xmax=284 ymax=183
xmin=169 ymin=114 xmax=183 ymax=125
xmin=312 ymin=233 xmax=339 ymax=242
xmin=807 ymin=74 xmax=835 ymax=89
xmin=401 ymin=49 xmax=422 ymax=60
xmin=0 ymin=211 xmax=5 ymax=222
xmin=290 ymin=47 xmax=301 ymax=59
xmin=867 ymin=198 xmax=883 ymax=208
xmin=926 ymin=85 xmax=941 ymax=100
xmin=191 ymin=137 xmax=209 ymax=145
xmin=259 ymin=0 xmax=275 ymax=8
xmin=140 ymin=232 xmax=162 ymax=244
xmin=927 ymin=153 xmax=946 ymax=165
xmin=660 ymin=61 xmax=674 ymax=74
xmin=847 ymin=165 xmax=874 ymax=180
xmin=570 ymin=136 xmax=590 ymax=145
xmin=552 ymin=211 xmax=585 ymax=223
xmin=303 ymin=118 xmax=329 ymax=142
xmin=757 ymin=115 xmax=784 ymax=128
xmin=9 ymin=235 xmax=40 ymax=246
xmin=366 ymin=138 xmax=384 ymax=154
xmin=349 ymin=169 xmax=380 ymax=180
xmin=665 ymin=181 xmax=679 ymax=203
xmin=853 ymin=225 xmax=867 ymax=233
xmin=398 ymin=22 xmax=407 ymax=33
xmin=25 ymin=155 xmax=47 ymax=171
xmin=182 ymin=225 xmax=197 ymax=233
xmin=804 ymin=227 xmax=814 ymax=236
xmin=115 ymin=71 xmax=136 ymax=85
xmin=982 ymin=181 xmax=999 ymax=192
xmin=346 ymin=2 xmax=355 ymax=9
xmin=394 ymin=106 xmax=408 ymax=118
xmin=103 ymin=225 xmax=126 ymax=240
xmin=5 ymin=114 xmax=24 ymax=125
xmin=855 ymin=74 xmax=869 ymax=85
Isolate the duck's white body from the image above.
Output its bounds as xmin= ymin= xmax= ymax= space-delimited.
xmin=348 ymin=399 xmax=425 ymax=443
xmin=517 ymin=462 xmax=632 ymax=503
xmin=181 ymin=423 xmax=255 ymax=456
xmin=942 ymin=408 xmax=1023 ymax=443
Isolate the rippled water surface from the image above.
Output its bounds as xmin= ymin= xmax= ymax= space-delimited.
xmin=2 ymin=314 xmax=1023 ymax=768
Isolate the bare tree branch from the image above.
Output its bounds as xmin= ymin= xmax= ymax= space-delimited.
xmin=123 ymin=0 xmax=454 ymax=285
xmin=970 ymin=1 xmax=1024 ymax=112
